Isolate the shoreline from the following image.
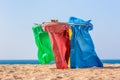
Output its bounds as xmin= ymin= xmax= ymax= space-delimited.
xmin=0 ymin=64 xmax=120 ymax=80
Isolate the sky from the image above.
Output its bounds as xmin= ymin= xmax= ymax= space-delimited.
xmin=0 ymin=0 xmax=120 ymax=60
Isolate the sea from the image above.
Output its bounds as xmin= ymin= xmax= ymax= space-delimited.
xmin=0 ymin=60 xmax=120 ymax=64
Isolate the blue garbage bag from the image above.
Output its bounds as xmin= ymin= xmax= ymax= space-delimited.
xmin=69 ymin=17 xmax=103 ymax=68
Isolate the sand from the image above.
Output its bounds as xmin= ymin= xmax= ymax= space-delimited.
xmin=0 ymin=64 xmax=120 ymax=80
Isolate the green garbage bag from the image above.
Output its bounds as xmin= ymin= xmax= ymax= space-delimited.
xmin=32 ymin=24 xmax=54 ymax=64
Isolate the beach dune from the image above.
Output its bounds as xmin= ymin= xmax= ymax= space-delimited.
xmin=0 ymin=64 xmax=120 ymax=80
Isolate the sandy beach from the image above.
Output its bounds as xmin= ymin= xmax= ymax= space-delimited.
xmin=0 ymin=64 xmax=120 ymax=80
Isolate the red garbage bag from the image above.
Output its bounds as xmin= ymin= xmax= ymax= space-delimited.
xmin=42 ymin=22 xmax=70 ymax=69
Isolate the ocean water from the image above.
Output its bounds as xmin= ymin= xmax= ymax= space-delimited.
xmin=0 ymin=60 xmax=40 ymax=64
xmin=101 ymin=60 xmax=120 ymax=64
xmin=0 ymin=59 xmax=120 ymax=64
xmin=0 ymin=60 xmax=120 ymax=64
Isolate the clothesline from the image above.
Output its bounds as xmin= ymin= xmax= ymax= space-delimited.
xmin=34 ymin=22 xmax=89 ymax=27
xmin=68 ymin=23 xmax=88 ymax=26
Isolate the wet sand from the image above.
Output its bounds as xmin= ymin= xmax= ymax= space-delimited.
xmin=0 ymin=64 xmax=120 ymax=80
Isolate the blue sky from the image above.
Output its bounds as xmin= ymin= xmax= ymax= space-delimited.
xmin=0 ymin=0 xmax=120 ymax=60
